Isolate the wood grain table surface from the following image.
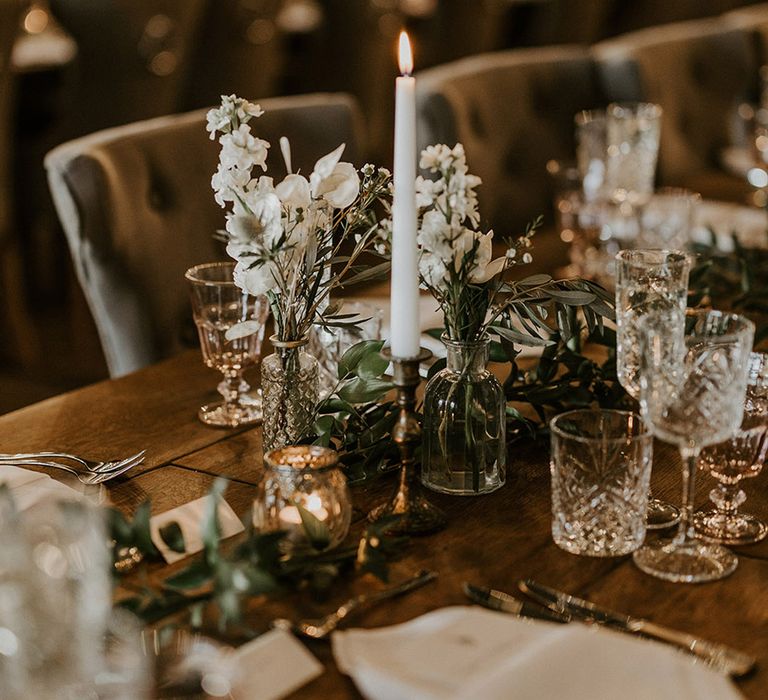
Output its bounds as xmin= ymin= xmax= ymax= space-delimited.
xmin=1 ymin=349 xmax=767 ymax=698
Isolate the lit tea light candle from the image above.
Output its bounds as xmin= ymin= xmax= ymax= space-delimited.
xmin=278 ymin=493 xmax=329 ymax=529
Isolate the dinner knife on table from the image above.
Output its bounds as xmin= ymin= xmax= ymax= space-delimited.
xmin=463 ymin=582 xmax=571 ymax=624
xmin=519 ymin=579 xmax=756 ymax=678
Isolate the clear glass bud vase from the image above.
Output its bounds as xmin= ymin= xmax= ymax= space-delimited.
xmin=261 ymin=338 xmax=320 ymax=454
xmin=422 ymin=335 xmax=506 ymax=495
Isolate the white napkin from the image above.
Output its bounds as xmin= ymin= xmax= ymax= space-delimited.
xmin=150 ymin=495 xmax=245 ymax=564
xmin=0 ymin=464 xmax=84 ymax=511
xmin=332 ymin=606 xmax=742 ymax=700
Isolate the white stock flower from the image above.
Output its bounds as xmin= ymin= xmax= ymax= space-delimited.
xmin=419 ymin=252 xmax=449 ymax=288
xmin=220 ymin=124 xmax=269 ymax=172
xmin=237 ymin=100 xmax=264 ymax=120
xmin=415 ymin=176 xmax=443 ymax=209
xmin=211 ymin=164 xmax=251 ymax=208
xmin=419 ymin=143 xmax=453 ymax=171
xmin=417 ymin=209 xmax=454 ymax=262
xmin=206 ymin=108 xmax=230 ymax=139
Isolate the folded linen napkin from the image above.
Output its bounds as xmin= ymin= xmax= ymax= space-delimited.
xmin=332 ymin=606 xmax=742 ymax=700
xmin=0 ymin=464 xmax=84 ymax=511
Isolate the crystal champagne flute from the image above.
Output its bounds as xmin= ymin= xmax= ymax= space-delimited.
xmin=694 ymin=352 xmax=768 ymax=545
xmin=634 ymin=309 xmax=754 ymax=582
xmin=615 ymin=249 xmax=690 ymax=528
xmin=186 ymin=262 xmax=269 ymax=427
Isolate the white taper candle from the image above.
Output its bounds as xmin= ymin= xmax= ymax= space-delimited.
xmin=391 ymin=30 xmax=421 ymax=359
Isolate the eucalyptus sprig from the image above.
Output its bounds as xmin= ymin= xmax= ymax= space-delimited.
xmin=114 ymin=479 xmax=405 ymax=630
xmin=690 ymin=230 xmax=768 ymax=345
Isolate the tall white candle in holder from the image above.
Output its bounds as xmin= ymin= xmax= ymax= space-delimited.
xmin=391 ymin=30 xmax=421 ymax=359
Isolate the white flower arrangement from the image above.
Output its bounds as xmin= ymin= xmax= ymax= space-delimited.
xmin=410 ymin=143 xmax=537 ymax=342
xmin=206 ymin=95 xmax=392 ymax=343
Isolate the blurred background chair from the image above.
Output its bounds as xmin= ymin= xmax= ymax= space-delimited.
xmin=725 ymin=2 xmax=768 ymax=62
xmin=0 ymin=0 xmax=40 ymax=369
xmin=416 ymin=45 xmax=599 ymax=272
xmin=606 ymin=0 xmax=750 ymax=36
xmin=49 ymin=0 xmax=207 ymax=136
xmin=593 ymin=18 xmax=757 ymax=202
xmin=45 ymin=92 xmax=364 ymax=377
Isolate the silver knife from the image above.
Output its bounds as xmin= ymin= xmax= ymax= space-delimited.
xmin=519 ymin=580 xmax=756 ymax=678
xmin=463 ymin=583 xmax=571 ymax=624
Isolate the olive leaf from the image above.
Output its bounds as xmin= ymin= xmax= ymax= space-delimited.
xmin=295 ymin=501 xmax=332 ymax=550
xmin=159 ymin=521 xmax=186 ymax=554
xmin=357 ymin=349 xmax=389 ymax=379
xmin=131 ymin=500 xmax=159 ymax=557
xmin=337 ymin=377 xmax=393 ymax=404
xmin=338 ymin=339 xmax=385 ymax=378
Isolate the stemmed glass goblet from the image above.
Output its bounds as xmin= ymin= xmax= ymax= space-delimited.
xmin=605 ymin=102 xmax=662 ymax=209
xmin=615 ymin=249 xmax=690 ymax=528
xmin=185 ymin=262 xmax=269 ymax=427
xmin=633 ymin=309 xmax=755 ymax=582
xmin=694 ymin=352 xmax=768 ymax=545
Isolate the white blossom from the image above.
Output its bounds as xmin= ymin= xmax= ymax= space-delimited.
xmin=275 ymin=173 xmax=311 ymax=209
xmin=242 ymin=188 xmax=282 ymax=249
xmin=233 ymin=259 xmax=277 ymax=297
xmin=209 ymin=94 xmax=380 ymax=343
xmin=219 ymin=124 xmax=269 ymax=172
xmin=313 ymin=161 xmax=360 ymax=208
xmin=418 ymin=251 xmax=449 ymax=288
xmin=211 ymin=164 xmax=251 ymax=208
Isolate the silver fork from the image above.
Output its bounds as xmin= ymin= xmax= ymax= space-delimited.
xmin=0 ymin=450 xmax=146 ymax=474
xmin=0 ymin=454 xmax=145 ymax=485
xmin=274 ymin=569 xmax=438 ymax=639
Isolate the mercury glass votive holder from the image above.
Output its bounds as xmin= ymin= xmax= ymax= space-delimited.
xmin=254 ymin=446 xmax=352 ymax=551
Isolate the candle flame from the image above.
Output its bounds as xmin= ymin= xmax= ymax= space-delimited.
xmin=398 ymin=31 xmax=413 ymax=76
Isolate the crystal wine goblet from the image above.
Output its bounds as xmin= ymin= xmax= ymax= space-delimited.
xmin=694 ymin=352 xmax=768 ymax=545
xmin=615 ymin=249 xmax=690 ymax=528
xmin=633 ymin=309 xmax=754 ymax=582
xmin=185 ymin=262 xmax=269 ymax=427
xmin=605 ymin=102 xmax=662 ymax=208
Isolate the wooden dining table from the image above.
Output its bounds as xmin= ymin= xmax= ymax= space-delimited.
xmin=1 ymin=349 xmax=767 ymax=698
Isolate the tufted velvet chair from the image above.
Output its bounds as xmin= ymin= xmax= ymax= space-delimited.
xmin=592 ymin=19 xmax=756 ymax=201
xmin=45 ymin=93 xmax=365 ymax=377
xmin=416 ymin=45 xmax=600 ymax=237
xmin=49 ymin=0 xmax=208 ymax=136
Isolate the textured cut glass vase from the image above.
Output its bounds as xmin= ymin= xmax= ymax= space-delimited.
xmin=421 ymin=336 xmax=506 ymax=495
xmin=261 ymin=341 xmax=319 ymax=454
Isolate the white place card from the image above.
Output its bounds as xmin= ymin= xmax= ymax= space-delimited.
xmin=231 ymin=628 xmax=324 ymax=700
xmin=150 ymin=495 xmax=245 ymax=564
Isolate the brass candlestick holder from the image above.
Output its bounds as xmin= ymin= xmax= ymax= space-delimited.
xmin=368 ymin=348 xmax=447 ymax=535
